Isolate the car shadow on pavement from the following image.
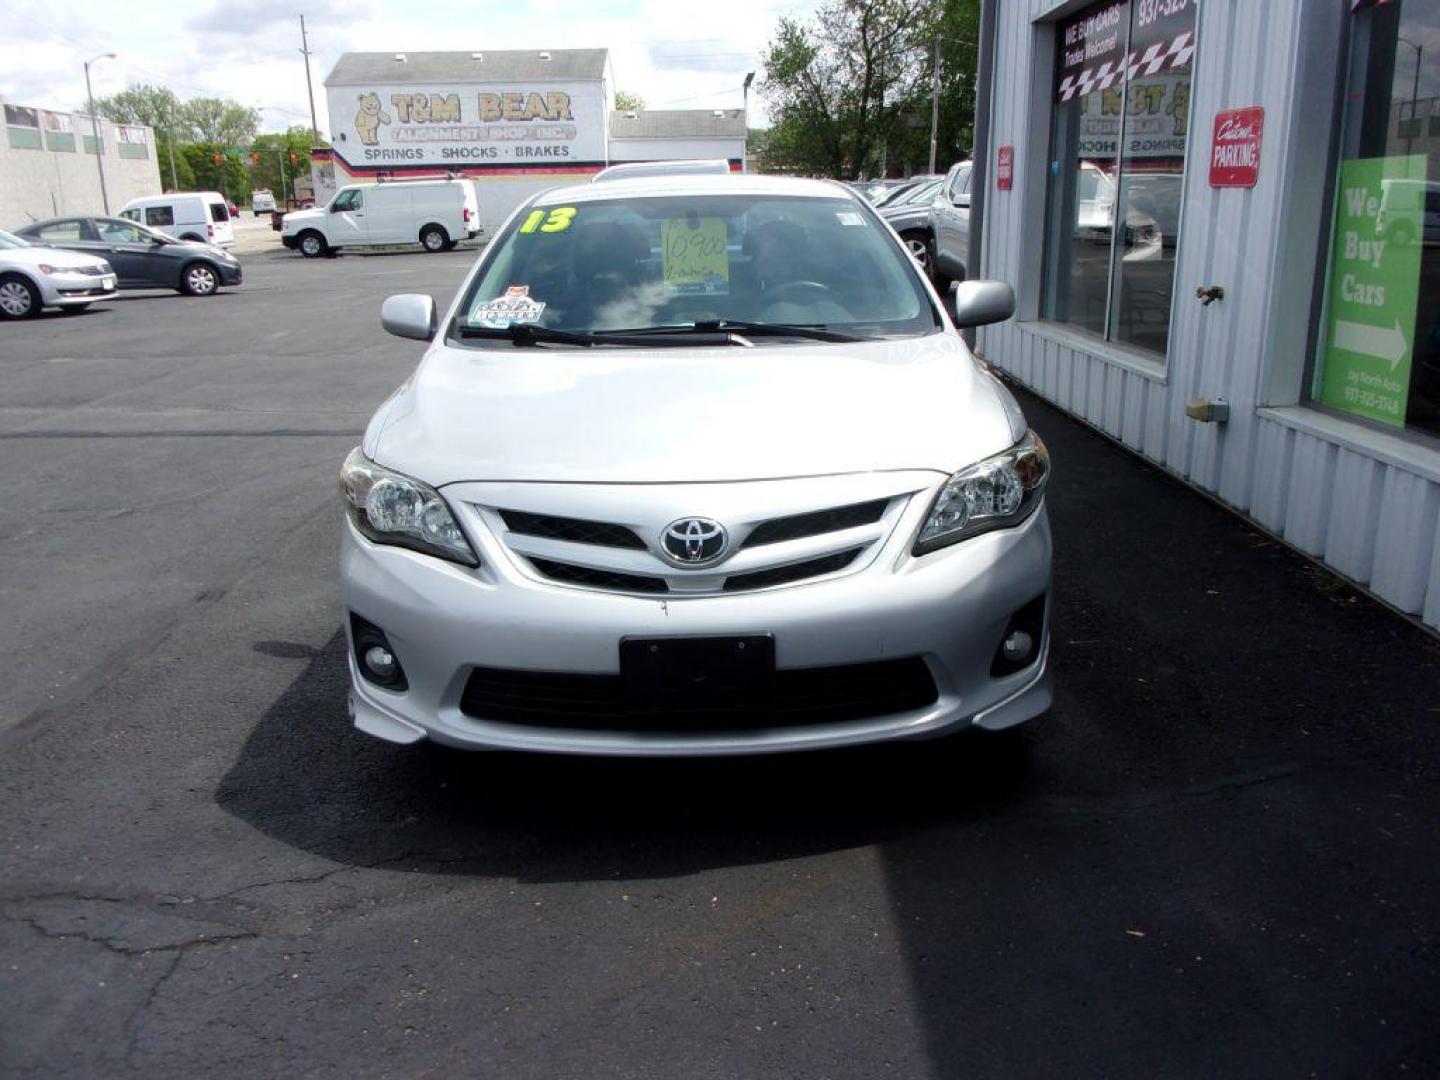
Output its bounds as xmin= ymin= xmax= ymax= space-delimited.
xmin=215 ymin=628 xmax=1041 ymax=882
xmin=213 ymin=388 xmax=1440 ymax=1076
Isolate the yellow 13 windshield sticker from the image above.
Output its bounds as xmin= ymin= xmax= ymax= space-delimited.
xmin=660 ymin=215 xmax=729 ymax=295
xmin=518 ymin=206 xmax=577 ymax=234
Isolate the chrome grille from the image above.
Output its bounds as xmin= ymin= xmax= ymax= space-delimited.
xmin=501 ymin=510 xmax=645 ymax=550
xmin=76 ymin=265 xmax=110 ymax=276
xmin=528 ymin=557 xmax=668 ymax=593
xmin=742 ymin=499 xmax=888 ymax=548
xmin=476 ymin=479 xmax=924 ymax=597
xmin=722 ymin=548 xmax=863 ymax=591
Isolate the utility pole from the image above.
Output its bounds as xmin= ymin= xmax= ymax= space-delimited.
xmin=299 ymin=15 xmax=320 ymax=142
xmin=742 ymin=71 xmax=755 ymax=173
xmin=167 ymin=100 xmax=179 ymax=191
xmin=1399 ymin=38 xmax=1422 ymax=156
xmin=83 ymin=53 xmax=116 ymax=214
xmin=928 ymin=31 xmax=941 ymax=174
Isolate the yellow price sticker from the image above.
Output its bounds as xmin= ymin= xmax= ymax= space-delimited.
xmin=661 ymin=216 xmax=729 ymax=294
xmin=518 ymin=206 xmax=577 ymax=234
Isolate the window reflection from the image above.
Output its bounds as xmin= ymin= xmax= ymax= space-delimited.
xmin=1042 ymin=0 xmax=1196 ymax=356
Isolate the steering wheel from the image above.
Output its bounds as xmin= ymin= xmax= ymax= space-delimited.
xmin=764 ymin=280 xmax=835 ymax=305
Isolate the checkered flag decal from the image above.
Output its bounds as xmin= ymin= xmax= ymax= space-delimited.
xmin=1058 ymin=29 xmax=1195 ymax=102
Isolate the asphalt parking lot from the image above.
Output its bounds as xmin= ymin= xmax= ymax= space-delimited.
xmin=2 ymin=247 xmax=1438 ymax=1078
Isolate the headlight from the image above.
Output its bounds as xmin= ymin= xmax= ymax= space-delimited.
xmin=340 ymin=447 xmax=478 ymax=566
xmin=914 ymin=431 xmax=1049 ymax=555
xmin=38 ymin=264 xmax=58 ymax=274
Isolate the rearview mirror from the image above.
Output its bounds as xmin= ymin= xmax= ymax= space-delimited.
xmin=950 ymin=280 xmax=1015 ymax=328
xmin=381 ymin=294 xmax=437 ymax=342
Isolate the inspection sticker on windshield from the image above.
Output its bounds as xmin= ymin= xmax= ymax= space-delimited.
xmin=661 ymin=215 xmax=729 ymax=295
xmin=836 ymin=211 xmax=865 ymax=227
xmin=471 ymin=285 xmax=546 ymax=329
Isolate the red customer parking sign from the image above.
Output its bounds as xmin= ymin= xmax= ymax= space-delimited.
xmin=1210 ymin=107 xmax=1264 ymax=188
xmin=997 ymin=145 xmax=1014 ymax=191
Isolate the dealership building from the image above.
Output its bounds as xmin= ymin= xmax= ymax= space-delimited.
xmin=969 ymin=0 xmax=1440 ymax=632
xmin=315 ymin=49 xmax=748 ymax=235
xmin=1 ymin=98 xmax=160 ymax=228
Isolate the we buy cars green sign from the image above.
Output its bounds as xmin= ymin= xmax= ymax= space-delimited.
xmin=1318 ymin=154 xmax=1426 ymax=427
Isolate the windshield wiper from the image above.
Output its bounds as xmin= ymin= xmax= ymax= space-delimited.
xmin=453 ymin=322 xmax=748 ymax=347
xmin=612 ymin=320 xmax=862 ymax=343
xmin=455 ymin=323 xmax=600 ymax=346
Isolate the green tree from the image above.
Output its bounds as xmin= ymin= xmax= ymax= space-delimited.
xmin=614 ymin=90 xmax=645 ymax=112
xmin=180 ymin=143 xmax=248 ymax=202
xmin=247 ymin=127 xmax=314 ymax=206
xmin=95 ymin=83 xmax=192 ymax=188
xmin=184 ymin=98 xmax=260 ymax=146
xmin=758 ymin=0 xmax=979 ymax=178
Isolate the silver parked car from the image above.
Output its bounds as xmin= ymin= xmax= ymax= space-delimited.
xmin=341 ymin=171 xmax=1052 ymax=755
xmin=0 ymin=228 xmax=116 ymax=319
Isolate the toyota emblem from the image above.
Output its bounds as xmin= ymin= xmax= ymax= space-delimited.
xmin=660 ymin=517 xmax=728 ymax=566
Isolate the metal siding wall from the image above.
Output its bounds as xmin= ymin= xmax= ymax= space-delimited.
xmin=980 ymin=0 xmax=1440 ymax=632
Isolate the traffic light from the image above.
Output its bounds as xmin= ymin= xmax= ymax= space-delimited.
xmin=251 ymin=152 xmax=260 ymax=164
xmin=289 ymin=152 xmax=299 ymax=164
xmin=212 ymin=152 xmax=222 ymax=165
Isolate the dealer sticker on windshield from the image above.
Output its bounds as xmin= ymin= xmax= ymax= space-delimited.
xmin=661 ymin=215 xmax=729 ymax=295
xmin=471 ymin=285 xmax=546 ymax=329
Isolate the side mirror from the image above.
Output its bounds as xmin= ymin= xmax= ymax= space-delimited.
xmin=952 ymin=193 xmax=971 ymax=209
xmin=381 ymin=293 xmax=437 ymax=342
xmin=950 ymin=280 xmax=1015 ymax=328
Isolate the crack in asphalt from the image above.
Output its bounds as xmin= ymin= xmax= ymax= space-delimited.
xmin=1 ymin=908 xmax=259 ymax=958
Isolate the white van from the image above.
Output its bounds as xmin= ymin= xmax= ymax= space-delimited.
xmin=280 ymin=178 xmax=480 ymax=258
xmin=119 ymin=191 xmax=235 ymax=247
xmin=251 ymin=189 xmax=277 ymax=215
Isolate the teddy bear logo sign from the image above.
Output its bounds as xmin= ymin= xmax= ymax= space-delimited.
xmin=355 ymin=93 xmax=392 ymax=147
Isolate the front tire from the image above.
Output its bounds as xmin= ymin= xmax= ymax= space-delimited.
xmin=0 ymin=273 xmax=40 ymax=319
xmin=297 ymin=231 xmax=327 ymax=259
xmin=180 ymin=262 xmax=220 ymax=296
xmin=901 ymin=230 xmax=934 ymax=277
xmin=420 ymin=224 xmax=448 ymax=252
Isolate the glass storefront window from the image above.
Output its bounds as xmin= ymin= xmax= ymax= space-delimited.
xmin=1041 ymin=0 xmax=1196 ymax=356
xmin=1311 ymin=0 xmax=1440 ymax=439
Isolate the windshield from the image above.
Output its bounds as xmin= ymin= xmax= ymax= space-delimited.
xmin=0 ymin=229 xmax=28 ymax=250
xmin=872 ymin=182 xmax=919 ymax=208
xmin=454 ymin=193 xmax=939 ymax=344
xmin=887 ymin=179 xmax=943 ymax=208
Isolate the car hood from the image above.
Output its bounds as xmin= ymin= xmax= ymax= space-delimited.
xmin=283 ymin=208 xmax=324 ymax=231
xmin=1 ymin=245 xmax=107 ymax=270
xmin=370 ymin=333 xmax=1025 ymax=486
xmin=880 ymin=203 xmax=933 ymax=230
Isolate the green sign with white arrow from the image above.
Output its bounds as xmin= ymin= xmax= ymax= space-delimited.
xmin=1318 ymin=154 xmax=1426 ymax=428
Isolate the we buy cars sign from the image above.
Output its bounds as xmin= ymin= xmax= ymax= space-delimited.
xmin=1210 ymin=107 xmax=1264 ymax=188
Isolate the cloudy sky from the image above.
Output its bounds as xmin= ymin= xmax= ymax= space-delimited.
xmin=0 ymin=0 xmax=817 ymax=132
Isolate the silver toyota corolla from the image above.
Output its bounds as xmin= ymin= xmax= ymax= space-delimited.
xmin=340 ymin=170 xmax=1052 ymax=755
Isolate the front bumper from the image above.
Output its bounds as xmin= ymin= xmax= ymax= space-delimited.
xmin=37 ymin=272 xmax=117 ymax=306
xmin=281 ymin=234 xmax=298 ymax=250
xmin=217 ymin=262 xmax=243 ymax=285
xmin=340 ymin=496 xmax=1053 ymax=756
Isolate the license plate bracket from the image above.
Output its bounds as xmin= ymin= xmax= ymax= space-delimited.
xmin=621 ymin=635 xmax=775 ymax=714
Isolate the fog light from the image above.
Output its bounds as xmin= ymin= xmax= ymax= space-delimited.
xmin=1002 ymin=630 xmax=1033 ymax=664
xmin=364 ymin=645 xmax=397 ymax=680
xmin=350 ymin=612 xmax=408 ymax=691
xmin=991 ymin=593 xmax=1046 ymax=677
